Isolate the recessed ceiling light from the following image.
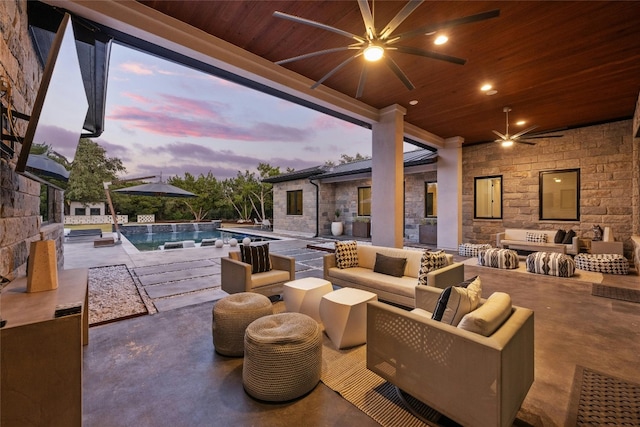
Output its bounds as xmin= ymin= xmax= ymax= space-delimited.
xmin=480 ymin=84 xmax=492 ymax=91
xmin=434 ymin=35 xmax=448 ymax=45
xmin=516 ymin=120 xmax=526 ymax=126
xmin=409 ymin=100 xmax=418 ymax=106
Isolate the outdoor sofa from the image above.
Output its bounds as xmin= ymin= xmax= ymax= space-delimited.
xmin=323 ymin=243 xmax=464 ymax=308
xmin=497 ymin=228 xmax=579 ymax=255
xmin=367 ymin=284 xmax=534 ymax=427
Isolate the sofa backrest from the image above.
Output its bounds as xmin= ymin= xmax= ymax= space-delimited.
xmin=357 ymin=245 xmax=452 ymax=278
xmin=504 ymin=228 xmax=557 ymax=242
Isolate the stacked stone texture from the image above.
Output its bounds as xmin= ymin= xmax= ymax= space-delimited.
xmin=462 ymin=120 xmax=635 ymax=258
xmin=1 ymin=0 xmax=64 ymax=280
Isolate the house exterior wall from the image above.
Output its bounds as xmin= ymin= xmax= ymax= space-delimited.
xmin=462 ymin=120 xmax=635 ymax=256
xmin=404 ymin=171 xmax=437 ymax=241
xmin=0 ymin=0 xmax=64 ymax=281
xmin=271 ymin=178 xmax=319 ymax=237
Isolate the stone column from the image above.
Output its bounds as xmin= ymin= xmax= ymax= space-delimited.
xmin=437 ymin=137 xmax=464 ymax=251
xmin=371 ymin=104 xmax=406 ymax=248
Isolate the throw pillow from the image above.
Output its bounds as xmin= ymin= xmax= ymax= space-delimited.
xmin=458 ymin=292 xmax=512 ymax=337
xmin=554 ymin=229 xmax=566 ymax=244
xmin=417 ymin=250 xmax=448 ymax=286
xmin=525 ymin=232 xmax=547 ymax=243
xmin=240 ymin=243 xmax=272 ymax=274
xmin=432 ymin=276 xmax=482 ymax=326
xmin=562 ymin=229 xmax=576 ymax=244
xmin=334 ymin=240 xmax=359 ymax=269
xmin=373 ymin=253 xmax=407 ymax=277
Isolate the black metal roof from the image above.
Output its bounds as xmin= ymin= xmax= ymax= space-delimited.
xmin=262 ymin=149 xmax=437 ymax=183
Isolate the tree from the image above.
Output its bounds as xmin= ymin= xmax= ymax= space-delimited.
xmin=250 ymin=163 xmax=280 ymax=221
xmin=65 ymin=138 xmax=126 ymax=205
xmin=222 ymin=171 xmax=256 ymax=221
xmin=168 ymin=172 xmax=225 ymax=221
xmin=339 ymin=152 xmax=370 ymax=164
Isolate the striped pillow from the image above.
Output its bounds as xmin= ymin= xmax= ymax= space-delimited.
xmin=525 ymin=232 xmax=547 ymax=243
xmin=240 ymin=244 xmax=272 ymax=274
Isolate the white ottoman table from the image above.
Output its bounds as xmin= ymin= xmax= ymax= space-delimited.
xmin=319 ymin=288 xmax=378 ymax=349
xmin=283 ymin=277 xmax=334 ymax=322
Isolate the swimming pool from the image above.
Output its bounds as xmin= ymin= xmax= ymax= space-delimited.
xmin=124 ymin=230 xmax=275 ymax=252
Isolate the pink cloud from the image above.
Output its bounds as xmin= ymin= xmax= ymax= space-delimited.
xmin=119 ymin=62 xmax=154 ymax=75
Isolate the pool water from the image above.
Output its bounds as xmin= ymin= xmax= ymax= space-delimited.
xmin=124 ymin=230 xmax=273 ymax=252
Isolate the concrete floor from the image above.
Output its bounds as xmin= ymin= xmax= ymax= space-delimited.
xmin=71 ymin=234 xmax=640 ymax=426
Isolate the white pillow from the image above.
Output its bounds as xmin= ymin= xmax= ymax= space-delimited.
xmin=458 ymin=292 xmax=512 ymax=336
xmin=431 ymin=277 xmax=482 ymax=326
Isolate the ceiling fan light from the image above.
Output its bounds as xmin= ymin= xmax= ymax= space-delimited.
xmin=363 ymin=45 xmax=384 ymax=62
xmin=501 ymin=139 xmax=514 ymax=147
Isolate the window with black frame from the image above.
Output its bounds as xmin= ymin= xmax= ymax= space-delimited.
xmin=474 ymin=175 xmax=502 ymax=219
xmin=286 ymin=190 xmax=303 ymax=215
xmin=539 ymin=169 xmax=580 ymax=220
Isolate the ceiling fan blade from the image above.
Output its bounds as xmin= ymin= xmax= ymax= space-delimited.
xmin=383 ymin=56 xmax=415 ymax=90
xmin=394 ymin=45 xmax=466 ymax=65
xmin=388 ymin=9 xmax=501 ymax=44
xmin=511 ymin=125 xmax=539 ymax=139
xmin=275 ymin=46 xmax=358 ymax=65
xmin=357 ymin=0 xmax=376 ymax=40
xmin=492 ymin=130 xmax=507 ymax=140
xmin=273 ymin=11 xmax=366 ymax=43
xmin=310 ymin=52 xmax=362 ymax=89
xmin=379 ymin=0 xmax=425 ymax=40
xmin=356 ymin=64 xmax=368 ymax=99
xmin=516 ymin=140 xmax=537 ymax=146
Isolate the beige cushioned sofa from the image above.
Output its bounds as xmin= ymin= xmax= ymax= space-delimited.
xmin=323 ymin=244 xmax=464 ymax=307
xmin=367 ymin=284 xmax=534 ymax=427
xmin=497 ymin=228 xmax=579 ymax=255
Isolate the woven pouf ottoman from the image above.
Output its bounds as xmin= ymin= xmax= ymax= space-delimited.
xmin=478 ymin=248 xmax=519 ymax=269
xmin=574 ymin=253 xmax=629 ymax=275
xmin=243 ymin=312 xmax=322 ymax=402
xmin=459 ymin=243 xmax=493 ymax=257
xmin=526 ymin=252 xmax=575 ymax=277
xmin=212 ymin=292 xmax=272 ymax=357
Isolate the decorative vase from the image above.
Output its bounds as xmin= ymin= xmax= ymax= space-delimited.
xmin=331 ymin=221 xmax=343 ymax=236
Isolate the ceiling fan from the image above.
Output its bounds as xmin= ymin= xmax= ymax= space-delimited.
xmin=273 ymin=1 xmax=500 ymax=98
xmin=492 ymin=107 xmax=562 ymax=147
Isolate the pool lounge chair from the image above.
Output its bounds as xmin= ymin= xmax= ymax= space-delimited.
xmin=261 ymin=219 xmax=272 ymax=230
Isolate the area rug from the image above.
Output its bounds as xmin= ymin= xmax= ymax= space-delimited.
xmin=461 ymin=257 xmax=603 ymax=284
xmin=592 ymin=283 xmax=640 ymax=303
xmin=566 ymin=365 xmax=640 ymax=426
xmin=88 ymin=265 xmax=148 ymax=326
xmin=320 ymin=339 xmax=436 ymax=427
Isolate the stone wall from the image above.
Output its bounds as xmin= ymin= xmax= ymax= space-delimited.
xmin=1 ymin=0 xmax=64 ymax=281
xmin=462 ymin=120 xmax=635 ymax=256
xmin=271 ymin=178 xmax=319 ymax=237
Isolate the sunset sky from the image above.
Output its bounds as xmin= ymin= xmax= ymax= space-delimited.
xmin=92 ymin=43 xmax=376 ymax=180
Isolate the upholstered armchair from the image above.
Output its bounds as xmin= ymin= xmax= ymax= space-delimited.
xmin=221 ymin=250 xmax=295 ymax=298
xmin=366 ymin=285 xmax=534 ymax=427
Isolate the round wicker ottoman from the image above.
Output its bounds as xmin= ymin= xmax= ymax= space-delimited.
xmin=478 ymin=248 xmax=519 ymax=269
xmin=574 ymin=253 xmax=629 ymax=275
xmin=212 ymin=292 xmax=272 ymax=357
xmin=243 ymin=312 xmax=322 ymax=402
xmin=459 ymin=243 xmax=492 ymax=257
xmin=526 ymin=252 xmax=575 ymax=277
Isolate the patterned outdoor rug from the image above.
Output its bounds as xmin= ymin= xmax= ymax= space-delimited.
xmin=88 ymin=265 xmax=148 ymax=326
xmin=566 ymin=366 xmax=640 ymax=426
xmin=592 ymin=283 xmax=640 ymax=303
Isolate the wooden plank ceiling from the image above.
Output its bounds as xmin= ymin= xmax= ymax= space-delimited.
xmin=138 ymin=1 xmax=640 ymax=144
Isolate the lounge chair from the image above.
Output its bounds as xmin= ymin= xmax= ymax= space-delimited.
xmin=261 ymin=219 xmax=272 ymax=230
xmin=253 ymin=218 xmax=262 ymax=227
